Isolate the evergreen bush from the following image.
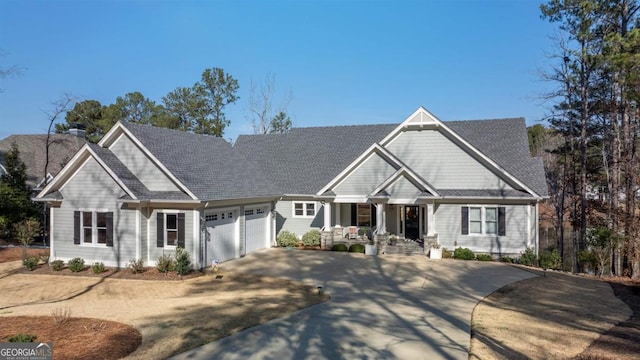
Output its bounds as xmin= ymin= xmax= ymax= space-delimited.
xmin=348 ymin=243 xmax=365 ymax=253
xmin=331 ymin=243 xmax=348 ymax=252
xmin=50 ymin=260 xmax=64 ymax=271
xmin=475 ymin=253 xmax=493 ymax=261
xmin=301 ymin=229 xmax=321 ymax=247
xmin=91 ymin=262 xmax=106 ymax=274
xmin=453 ymin=247 xmax=475 ymax=260
xmin=174 ymin=247 xmax=191 ymax=275
xmin=157 ymin=255 xmax=175 ymax=273
xmin=68 ymin=257 xmax=85 ymax=272
xmin=22 ymin=256 xmax=39 ymax=270
xmin=519 ymin=247 xmax=537 ymax=267
xmin=277 ymin=231 xmax=299 ymax=248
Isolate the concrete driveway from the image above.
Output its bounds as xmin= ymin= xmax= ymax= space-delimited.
xmin=172 ymin=249 xmax=536 ymax=360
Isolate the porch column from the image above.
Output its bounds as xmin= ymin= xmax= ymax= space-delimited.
xmin=427 ymin=203 xmax=436 ymax=236
xmin=323 ymin=202 xmax=331 ymax=230
xmin=335 ymin=203 xmax=341 ymax=227
xmin=376 ymin=203 xmax=386 ymax=234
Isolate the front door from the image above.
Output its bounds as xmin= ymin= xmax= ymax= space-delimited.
xmin=405 ymin=206 xmax=419 ymax=240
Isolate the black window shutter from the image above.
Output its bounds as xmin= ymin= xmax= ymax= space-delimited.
xmin=106 ymin=212 xmax=114 ymax=247
xmin=177 ymin=213 xmax=185 ymax=248
xmin=351 ymin=204 xmax=357 ymax=225
xmin=157 ymin=212 xmax=164 ymax=247
xmin=73 ymin=211 xmax=81 ymax=245
xmin=371 ymin=204 xmax=377 ymax=227
xmin=461 ymin=207 xmax=469 ymax=235
xmin=498 ymin=207 xmax=506 ymax=236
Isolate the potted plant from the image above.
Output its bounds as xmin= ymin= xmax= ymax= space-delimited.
xmin=429 ymin=242 xmax=442 ymax=260
xmin=363 ymin=228 xmax=377 ymax=256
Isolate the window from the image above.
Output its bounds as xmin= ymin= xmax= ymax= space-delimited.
xmin=485 ymin=208 xmax=497 ymax=234
xmin=157 ymin=212 xmax=185 ymax=248
xmin=462 ymin=206 xmax=505 ymax=236
xmin=357 ymin=204 xmax=371 ymax=227
xmin=293 ymin=202 xmax=316 ymax=218
xmin=166 ymin=214 xmax=178 ymax=247
xmin=74 ymin=211 xmax=112 ymax=246
xmin=469 ymin=207 xmax=482 ymax=234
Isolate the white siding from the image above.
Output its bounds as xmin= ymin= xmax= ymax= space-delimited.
xmin=109 ymin=134 xmax=180 ymax=192
xmin=435 ymin=203 xmax=529 ymax=256
xmin=53 ymin=158 xmax=137 ymax=267
xmin=385 ymin=130 xmax=515 ymax=191
xmin=334 ymin=153 xmax=397 ymax=195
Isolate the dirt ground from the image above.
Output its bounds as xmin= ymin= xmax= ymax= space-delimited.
xmin=3 ymin=246 xmax=640 ymax=359
xmin=470 ymin=266 xmax=640 ymax=360
xmin=0 ymin=247 xmax=329 ymax=359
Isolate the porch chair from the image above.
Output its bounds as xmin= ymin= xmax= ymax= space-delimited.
xmin=348 ymin=226 xmax=358 ymax=239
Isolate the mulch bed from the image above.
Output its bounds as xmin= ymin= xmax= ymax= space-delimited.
xmin=16 ymin=262 xmax=206 ymax=281
xmin=0 ymin=316 xmax=141 ymax=360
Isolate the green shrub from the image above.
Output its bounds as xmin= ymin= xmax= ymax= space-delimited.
xmin=174 ymin=247 xmax=191 ymax=275
xmin=442 ymin=248 xmax=453 ymax=258
xmin=68 ymin=257 xmax=85 ymax=272
xmin=539 ymin=248 xmax=562 ymax=270
xmin=331 ymin=243 xmax=348 ymax=252
xmin=519 ymin=247 xmax=537 ymax=267
xmin=579 ymin=250 xmax=598 ymax=274
xmin=8 ymin=333 xmax=37 ymax=342
xmin=476 ymin=253 xmax=493 ymax=261
xmin=50 ymin=260 xmax=64 ymax=271
xmin=157 ymin=255 xmax=175 ymax=273
xmin=91 ymin=262 xmax=106 ymax=274
xmin=301 ymin=229 xmax=321 ymax=247
xmin=500 ymin=256 xmax=515 ymax=263
xmin=277 ymin=230 xmax=299 ymax=248
xmin=22 ymin=256 xmax=39 ymax=271
xmin=127 ymin=258 xmax=145 ymax=274
xmin=453 ymin=247 xmax=475 ymax=260
xmin=348 ymin=243 xmax=365 ymax=253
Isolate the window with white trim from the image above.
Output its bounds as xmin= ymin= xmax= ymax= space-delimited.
xmin=165 ymin=214 xmax=178 ymax=247
xmin=462 ymin=206 xmax=504 ymax=236
xmin=81 ymin=211 xmax=109 ymax=245
xmin=293 ymin=202 xmax=316 ymax=218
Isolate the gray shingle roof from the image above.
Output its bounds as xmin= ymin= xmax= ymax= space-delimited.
xmin=0 ymin=133 xmax=86 ymax=188
xmin=235 ymin=119 xmax=548 ymax=198
xmin=88 ymin=143 xmax=192 ymax=201
xmin=235 ymin=124 xmax=398 ymax=195
xmin=119 ymin=122 xmax=281 ymax=200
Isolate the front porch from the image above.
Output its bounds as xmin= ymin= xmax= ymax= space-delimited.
xmin=319 ymin=202 xmax=440 ymax=255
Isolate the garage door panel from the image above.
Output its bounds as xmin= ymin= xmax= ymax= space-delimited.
xmin=245 ymin=206 xmax=269 ymax=254
xmin=205 ymin=209 xmax=238 ymax=265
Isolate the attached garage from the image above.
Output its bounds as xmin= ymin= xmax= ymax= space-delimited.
xmin=205 ymin=208 xmax=238 ymax=265
xmin=244 ymin=204 xmax=271 ymax=254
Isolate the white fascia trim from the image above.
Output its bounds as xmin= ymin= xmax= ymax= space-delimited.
xmin=85 ymin=146 xmax=138 ymax=200
xmin=441 ymin=196 xmax=536 ymax=201
xmin=105 ymin=124 xmax=198 ymax=200
xmin=369 ymin=167 xmax=439 ymax=197
xmin=379 ymin=106 xmax=441 ymax=145
xmin=316 ymin=144 xmax=403 ymax=196
xmin=36 ymin=144 xmax=92 ymax=198
xmin=333 ymin=196 xmax=369 ymax=203
xmin=381 ymin=107 xmax=540 ymax=198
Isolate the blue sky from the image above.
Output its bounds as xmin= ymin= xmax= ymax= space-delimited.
xmin=0 ymin=0 xmax=558 ymax=142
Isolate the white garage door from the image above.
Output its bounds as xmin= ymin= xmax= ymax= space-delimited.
xmin=245 ymin=205 xmax=269 ymax=254
xmin=205 ymin=209 xmax=238 ymax=265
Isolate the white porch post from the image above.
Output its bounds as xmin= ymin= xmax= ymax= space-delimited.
xmin=376 ymin=203 xmax=386 ymax=234
xmin=427 ymin=203 xmax=436 ymax=236
xmin=323 ymin=202 xmax=331 ymax=230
